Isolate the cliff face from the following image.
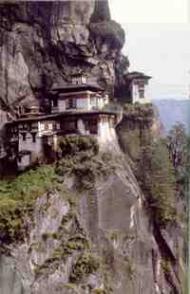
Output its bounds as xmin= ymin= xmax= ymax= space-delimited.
xmin=0 ymin=154 xmax=157 ymax=294
xmin=0 ymin=143 xmax=185 ymax=294
xmin=0 ymin=2 xmax=185 ymax=294
xmin=0 ymin=0 xmax=125 ymax=115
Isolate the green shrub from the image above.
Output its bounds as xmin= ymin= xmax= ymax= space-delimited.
xmin=0 ymin=165 xmax=58 ymax=245
xmin=137 ymin=140 xmax=176 ymax=226
xmin=35 ymin=233 xmax=90 ymax=278
xmin=58 ymin=135 xmax=99 ymax=158
xmin=92 ymin=289 xmax=106 ymax=294
xmin=116 ymin=104 xmax=154 ymax=160
xmin=56 ymin=140 xmax=115 ymax=191
xmin=123 ymin=103 xmax=154 ymax=121
xmin=69 ymin=252 xmax=100 ymax=283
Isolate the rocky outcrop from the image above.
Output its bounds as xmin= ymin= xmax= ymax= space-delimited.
xmin=0 ymin=2 xmax=185 ymax=294
xmin=0 ymin=1 xmax=125 ymax=115
xmin=0 ymin=155 xmax=156 ymax=294
xmin=0 ymin=149 xmax=185 ymax=294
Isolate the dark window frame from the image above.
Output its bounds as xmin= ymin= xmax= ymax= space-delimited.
xmin=32 ymin=133 xmax=36 ymax=143
xmin=22 ymin=133 xmax=26 ymax=141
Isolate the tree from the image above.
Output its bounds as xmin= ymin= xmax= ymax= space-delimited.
xmin=137 ymin=140 xmax=176 ymax=227
xmin=167 ymin=123 xmax=190 ymax=200
xmin=167 ymin=123 xmax=187 ymax=170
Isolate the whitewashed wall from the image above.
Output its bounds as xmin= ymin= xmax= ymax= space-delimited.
xmin=132 ymin=82 xmax=150 ymax=104
xmin=19 ymin=133 xmax=42 ymax=155
xmin=58 ymin=100 xmax=66 ymax=111
xmin=76 ymin=98 xmax=90 ymax=110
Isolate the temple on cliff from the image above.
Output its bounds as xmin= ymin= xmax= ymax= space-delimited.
xmin=5 ymin=71 xmax=152 ymax=170
xmin=125 ymin=72 xmax=152 ymax=104
xmin=6 ymin=74 xmax=117 ymax=170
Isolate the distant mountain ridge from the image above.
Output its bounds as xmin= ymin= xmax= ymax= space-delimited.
xmin=153 ymin=99 xmax=190 ymax=133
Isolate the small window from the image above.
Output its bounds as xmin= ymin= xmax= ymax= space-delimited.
xmin=32 ymin=133 xmax=36 ymax=143
xmin=138 ymin=83 xmax=145 ymax=99
xmin=53 ymin=98 xmax=58 ymax=107
xmin=45 ymin=123 xmax=49 ymax=130
xmin=41 ymin=123 xmax=45 ymax=131
xmin=49 ymin=123 xmax=53 ymax=130
xmin=139 ymin=89 xmax=145 ymax=99
xmin=22 ymin=133 xmax=26 ymax=141
xmin=67 ymin=98 xmax=77 ymax=109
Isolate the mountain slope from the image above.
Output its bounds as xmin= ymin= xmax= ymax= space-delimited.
xmin=153 ymin=99 xmax=190 ymax=133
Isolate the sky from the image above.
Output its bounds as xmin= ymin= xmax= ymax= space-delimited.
xmin=109 ymin=0 xmax=190 ymax=100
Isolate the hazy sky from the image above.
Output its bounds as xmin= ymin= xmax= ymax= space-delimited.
xmin=109 ymin=0 xmax=190 ymax=100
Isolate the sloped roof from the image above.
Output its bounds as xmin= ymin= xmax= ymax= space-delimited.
xmin=50 ymin=83 xmax=104 ymax=93
xmin=125 ymin=71 xmax=152 ymax=80
xmin=7 ymin=110 xmax=117 ymax=124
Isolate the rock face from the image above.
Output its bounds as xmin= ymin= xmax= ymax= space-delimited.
xmin=0 ymin=156 xmax=156 ymax=294
xmin=0 ymin=152 xmax=184 ymax=294
xmin=0 ymin=0 xmax=125 ymax=115
xmin=0 ymin=2 xmax=185 ymax=294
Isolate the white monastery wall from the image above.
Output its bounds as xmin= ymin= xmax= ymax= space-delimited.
xmin=19 ymin=132 xmax=42 ymax=155
xmin=132 ymin=82 xmax=150 ymax=104
xmin=58 ymin=100 xmax=66 ymax=111
xmin=38 ymin=121 xmax=55 ymax=136
xmin=76 ymin=98 xmax=90 ymax=110
xmin=90 ymin=97 xmax=97 ymax=109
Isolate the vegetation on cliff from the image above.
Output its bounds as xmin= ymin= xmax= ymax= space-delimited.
xmin=137 ymin=140 xmax=176 ymax=226
xmin=116 ymin=103 xmax=155 ymax=160
xmin=117 ymin=104 xmax=187 ymax=227
xmin=0 ymin=165 xmax=58 ymax=245
xmin=0 ymin=135 xmax=116 ymax=248
xmin=56 ymin=135 xmax=116 ymax=191
xmin=167 ymin=123 xmax=190 ymax=201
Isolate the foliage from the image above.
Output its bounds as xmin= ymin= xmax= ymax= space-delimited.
xmin=35 ymin=233 xmax=90 ymax=278
xmin=58 ymin=135 xmax=99 ymax=158
xmin=92 ymin=289 xmax=106 ymax=294
xmin=117 ymin=104 xmax=154 ymax=160
xmin=56 ymin=151 xmax=115 ymax=191
xmin=137 ymin=140 xmax=176 ymax=227
xmin=0 ymin=165 xmax=58 ymax=245
xmin=0 ymin=135 xmax=116 ymax=247
xmin=167 ymin=123 xmax=187 ymax=170
xmin=167 ymin=123 xmax=190 ymax=201
xmin=56 ymin=136 xmax=115 ymax=191
xmin=161 ymin=259 xmax=171 ymax=274
xmin=123 ymin=103 xmax=154 ymax=120
xmin=69 ymin=252 xmax=100 ymax=283
xmin=124 ymin=256 xmax=135 ymax=280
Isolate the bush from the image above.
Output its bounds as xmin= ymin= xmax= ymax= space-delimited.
xmin=69 ymin=252 xmax=100 ymax=283
xmin=0 ymin=165 xmax=58 ymax=245
xmin=55 ymin=151 xmax=115 ymax=191
xmin=137 ymin=140 xmax=176 ymax=227
xmin=123 ymin=103 xmax=154 ymax=124
xmin=58 ymin=135 xmax=99 ymax=158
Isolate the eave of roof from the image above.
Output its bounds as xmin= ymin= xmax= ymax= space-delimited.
xmin=50 ymin=83 xmax=104 ymax=93
xmin=125 ymin=71 xmax=152 ymax=80
xmin=6 ymin=110 xmax=117 ymax=124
